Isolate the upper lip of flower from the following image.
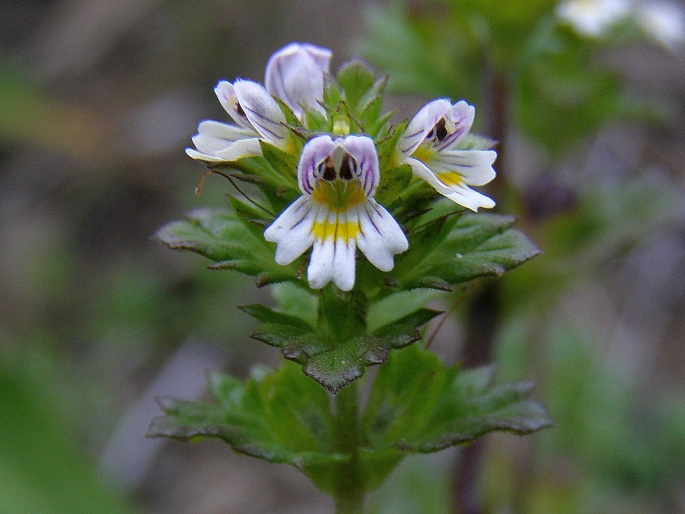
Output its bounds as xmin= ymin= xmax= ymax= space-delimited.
xmin=399 ymin=99 xmax=475 ymax=156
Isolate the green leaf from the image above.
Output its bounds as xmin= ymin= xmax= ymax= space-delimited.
xmin=368 ymin=289 xmax=440 ymax=333
xmin=147 ymin=363 xmax=347 ymax=489
xmin=359 ymin=95 xmax=388 ymax=136
xmin=259 ymin=140 xmax=298 ymax=183
xmin=323 ymin=81 xmax=343 ymax=111
xmin=270 ymin=282 xmax=319 ymax=327
xmin=374 ymin=164 xmax=413 ymax=207
xmin=154 ymin=208 xmax=299 ymax=286
xmin=362 ymin=345 xmax=554 ymax=453
xmin=337 ymin=59 xmax=377 ymax=112
xmin=514 ymin=24 xmax=658 ymax=154
xmin=243 ymin=296 xmax=440 ymax=394
xmin=391 ymin=213 xmax=540 ymax=290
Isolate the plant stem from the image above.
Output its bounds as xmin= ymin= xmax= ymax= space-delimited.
xmin=333 ymin=381 xmax=365 ymax=514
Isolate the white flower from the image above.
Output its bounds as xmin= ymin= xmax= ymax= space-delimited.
xmin=398 ymin=99 xmax=496 ymax=211
xmin=635 ymin=2 xmax=685 ymax=51
xmin=186 ymin=79 xmax=289 ymax=162
xmin=265 ymin=42 xmax=332 ymax=118
xmin=264 ymin=135 xmax=408 ymax=291
xmin=556 ymin=0 xmax=631 ymax=37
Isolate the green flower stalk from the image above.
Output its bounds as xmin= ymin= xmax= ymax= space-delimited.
xmin=148 ymin=42 xmax=553 ymax=513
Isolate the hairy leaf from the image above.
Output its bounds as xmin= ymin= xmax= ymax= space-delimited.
xmin=147 ymin=363 xmax=346 ymax=483
xmin=390 ymin=213 xmax=540 ymax=291
xmin=363 ymin=345 xmax=554 ymax=452
xmin=155 ymin=208 xmax=299 ymax=286
xmin=244 ymin=301 xmax=440 ymax=394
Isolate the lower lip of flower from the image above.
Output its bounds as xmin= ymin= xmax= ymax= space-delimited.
xmin=437 ymin=171 xmax=464 ymax=188
xmin=312 ymin=219 xmax=361 ymax=243
xmin=311 ymin=180 xmax=366 ymax=212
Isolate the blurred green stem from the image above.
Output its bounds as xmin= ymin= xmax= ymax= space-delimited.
xmin=454 ymin=70 xmax=509 ymax=514
xmin=334 ymin=381 xmax=365 ymax=514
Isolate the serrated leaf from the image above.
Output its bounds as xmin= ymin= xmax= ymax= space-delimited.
xmin=390 ymin=213 xmax=540 ymax=290
xmin=368 ymin=289 xmax=439 ymax=332
xmin=147 ymin=363 xmax=347 ymax=486
xmin=257 ymin=330 xmax=422 ymax=394
xmin=362 ymin=345 xmax=554 ymax=453
xmin=246 ymin=296 xmax=437 ymax=394
xmin=240 ymin=304 xmax=314 ymax=330
xmin=155 ymin=208 xmax=299 ymax=285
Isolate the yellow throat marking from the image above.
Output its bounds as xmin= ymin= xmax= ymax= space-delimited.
xmin=310 ymin=180 xmax=365 ymax=243
xmin=311 ymin=180 xmax=365 ymax=212
xmin=312 ymin=218 xmax=360 ymax=243
xmin=436 ymin=171 xmax=463 ymax=188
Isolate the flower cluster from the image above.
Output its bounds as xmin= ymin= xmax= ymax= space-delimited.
xmin=187 ymin=43 xmax=497 ymax=291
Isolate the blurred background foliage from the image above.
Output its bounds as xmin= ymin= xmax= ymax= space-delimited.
xmin=0 ymin=0 xmax=684 ymax=513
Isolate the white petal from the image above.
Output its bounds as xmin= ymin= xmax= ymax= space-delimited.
xmin=331 ymin=213 xmax=356 ymax=291
xmin=408 ymin=158 xmax=495 ymax=211
xmin=443 ymin=186 xmax=496 ymax=211
xmin=192 ymin=120 xmax=256 ymax=154
xmin=265 ymin=42 xmax=332 ymax=117
xmin=427 ymin=149 xmax=497 ymax=186
xmin=212 ymin=138 xmax=263 ymax=161
xmin=356 ymin=199 xmax=408 ymax=272
xmin=215 ymin=81 xmax=257 ymax=131
xmin=308 ymin=237 xmax=336 ymax=289
xmin=264 ymin=196 xmax=316 ymax=264
xmin=185 ymin=147 xmax=224 ymax=162
xmin=233 ymin=80 xmax=288 ymax=146
xmin=637 ymin=3 xmax=685 ymax=51
xmin=556 ymin=0 xmax=630 ymax=37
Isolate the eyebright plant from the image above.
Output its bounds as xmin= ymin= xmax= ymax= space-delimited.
xmin=149 ymin=42 xmax=553 ymax=513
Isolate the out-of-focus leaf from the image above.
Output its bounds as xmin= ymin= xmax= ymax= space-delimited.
xmin=0 ymin=65 xmax=112 ymax=159
xmin=515 ymin=26 xmax=659 ymax=153
xmin=358 ymin=5 xmax=478 ymax=100
xmin=0 ymin=369 xmax=134 ymax=514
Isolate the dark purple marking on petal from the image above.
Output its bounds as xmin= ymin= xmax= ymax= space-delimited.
xmin=242 ymin=104 xmax=284 ymax=141
xmin=362 ymin=201 xmax=383 ymax=236
xmin=288 ymin=200 xmax=314 ymax=231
